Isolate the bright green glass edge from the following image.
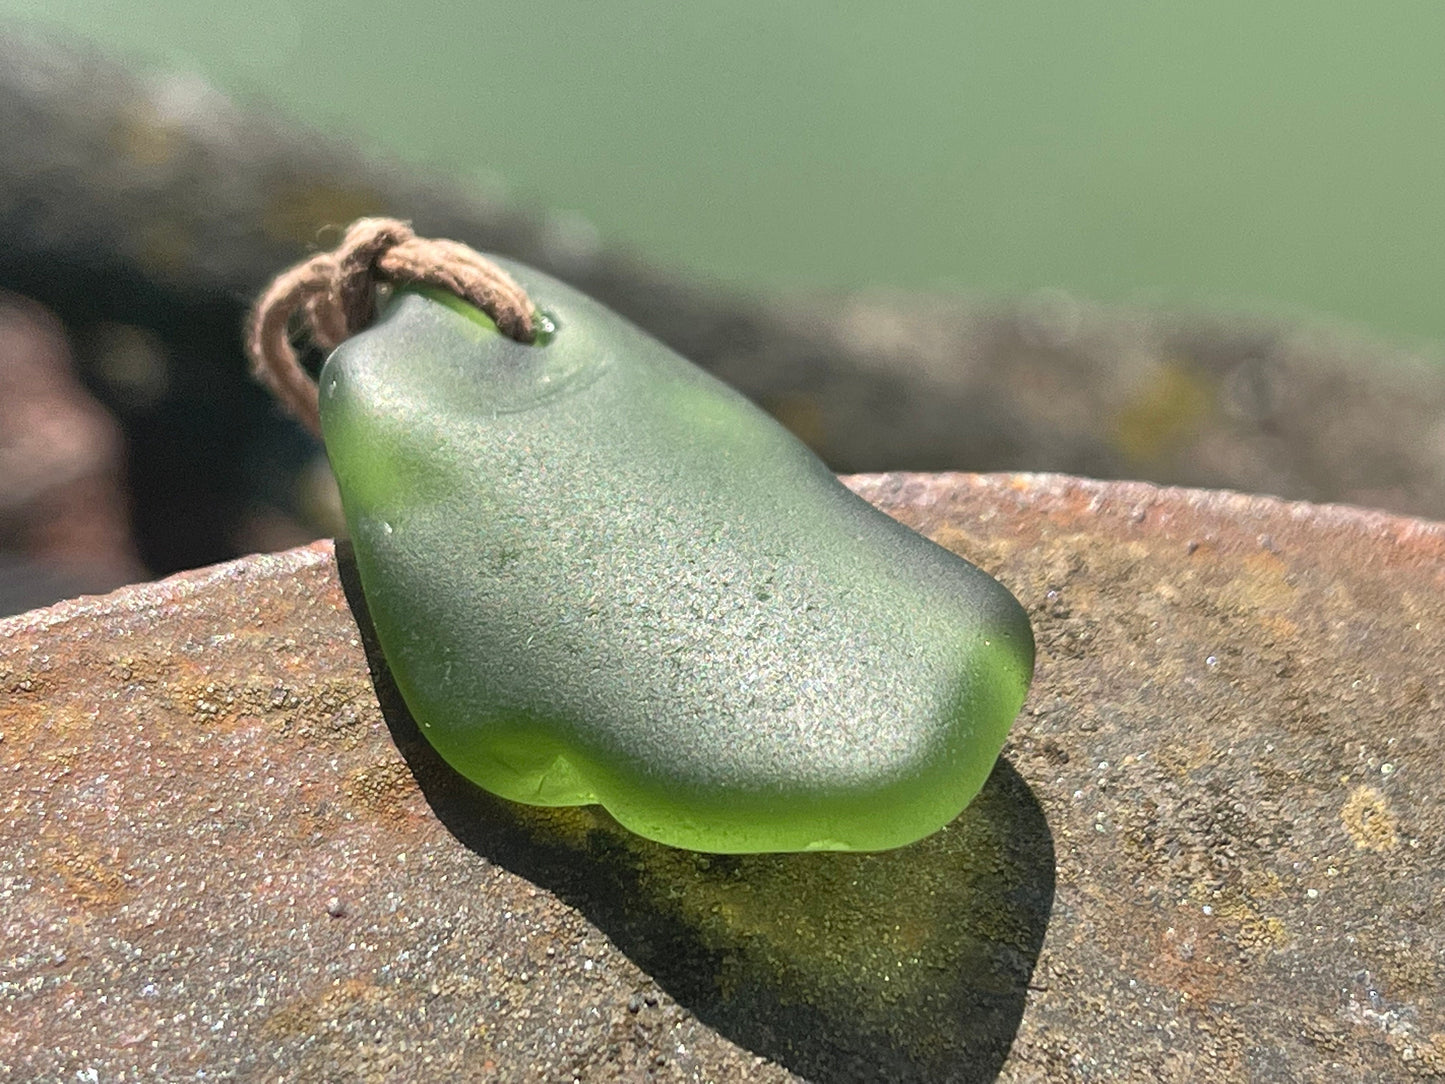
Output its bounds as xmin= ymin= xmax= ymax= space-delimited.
xmin=408 ymin=633 xmax=1032 ymax=854
xmin=398 ymin=284 xmax=501 ymax=334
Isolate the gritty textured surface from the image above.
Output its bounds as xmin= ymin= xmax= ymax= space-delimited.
xmin=324 ymin=284 xmax=1032 ymax=852
xmin=2 ymin=472 xmax=1443 ymax=1082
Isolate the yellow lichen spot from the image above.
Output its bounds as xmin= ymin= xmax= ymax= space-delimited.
xmin=1235 ymin=912 xmax=1289 ymax=952
xmin=135 ymin=220 xmax=196 ymax=277
xmin=763 ymin=393 xmax=829 ymax=454
xmin=110 ymin=106 xmax=181 ymax=168
xmin=1111 ymin=361 xmax=1215 ymax=463
xmin=1217 ymin=551 xmax=1299 ymax=626
xmin=344 ymin=760 xmax=416 ymax=821
xmin=1341 ymin=785 xmax=1399 ymax=853
xmin=261 ymin=978 xmax=384 ymax=1040
xmin=261 ymin=182 xmax=388 ymax=247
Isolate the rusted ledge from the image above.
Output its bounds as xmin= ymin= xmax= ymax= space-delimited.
xmin=2 ymin=472 xmax=1443 ymax=1082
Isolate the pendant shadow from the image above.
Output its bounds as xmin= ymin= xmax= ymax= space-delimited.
xmin=336 ymin=541 xmax=1054 ymax=1083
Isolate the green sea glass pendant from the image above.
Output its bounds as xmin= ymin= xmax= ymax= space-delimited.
xmin=320 ymin=262 xmax=1033 ymax=853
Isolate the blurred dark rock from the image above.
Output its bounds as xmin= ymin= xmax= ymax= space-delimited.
xmin=0 ymin=290 xmax=144 ymax=614
xmin=3 ymin=30 xmax=1445 ymax=589
xmin=778 ymin=294 xmax=1445 ymax=521
xmin=2 ymin=472 xmax=1442 ymax=1081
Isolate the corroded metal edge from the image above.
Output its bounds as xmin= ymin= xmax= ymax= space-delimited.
xmin=7 ymin=470 xmax=1443 ymax=639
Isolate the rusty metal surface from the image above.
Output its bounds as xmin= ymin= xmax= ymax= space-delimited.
xmin=2 ymin=472 xmax=1443 ymax=1082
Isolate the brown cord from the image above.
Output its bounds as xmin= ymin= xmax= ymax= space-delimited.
xmin=245 ymin=218 xmax=536 ymax=436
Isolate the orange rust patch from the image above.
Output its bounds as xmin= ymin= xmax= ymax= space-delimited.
xmin=0 ymin=696 xmax=45 ymax=748
xmin=1 ymin=667 xmax=51 ymax=700
xmin=47 ymin=845 xmax=130 ymax=908
xmin=1142 ymin=921 xmax=1234 ymax=1009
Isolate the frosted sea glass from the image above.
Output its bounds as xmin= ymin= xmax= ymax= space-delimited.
xmin=319 ymin=264 xmax=1033 ymax=852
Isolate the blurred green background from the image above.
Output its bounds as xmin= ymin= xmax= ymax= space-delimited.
xmin=5 ymin=0 xmax=1443 ymax=344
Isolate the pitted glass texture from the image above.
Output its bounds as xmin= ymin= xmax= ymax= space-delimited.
xmin=320 ymin=265 xmax=1034 ymax=852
